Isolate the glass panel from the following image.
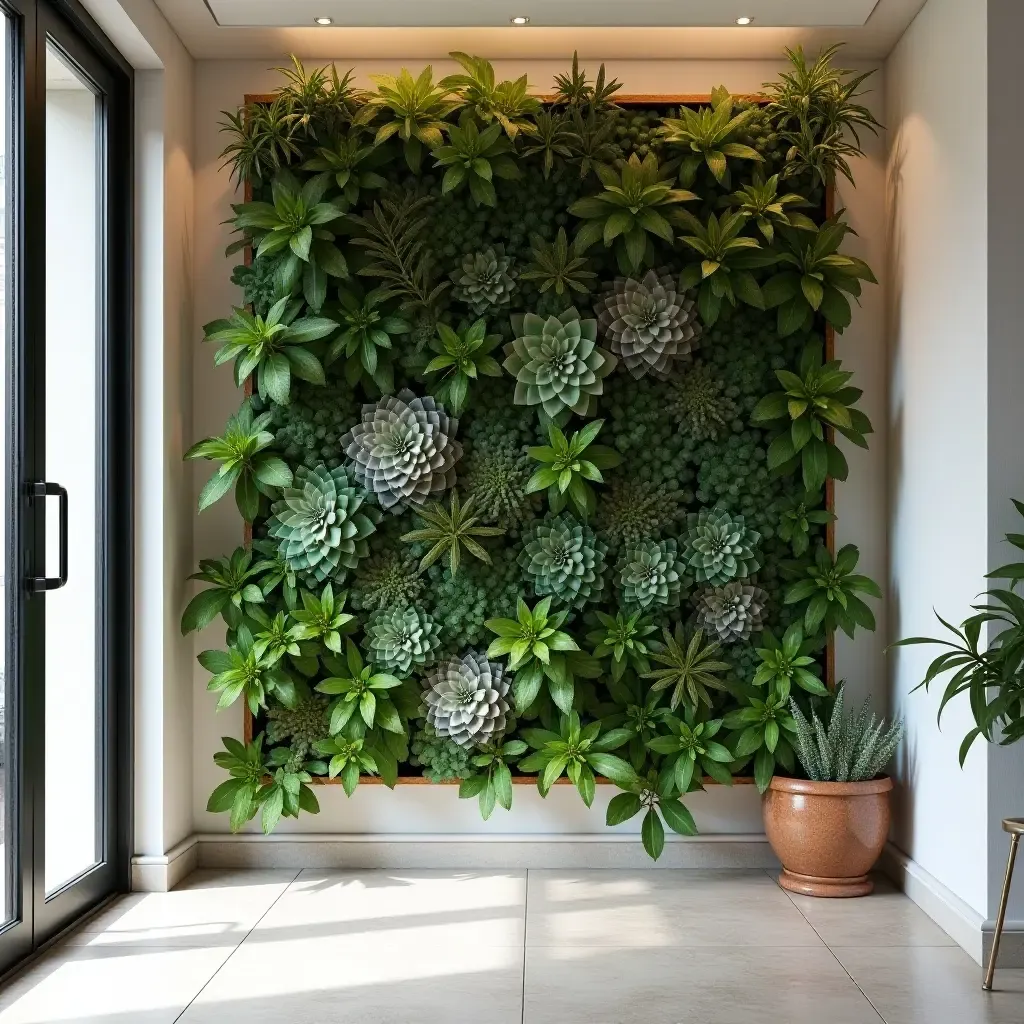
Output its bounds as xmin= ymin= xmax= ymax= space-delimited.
xmin=44 ymin=42 xmax=99 ymax=894
xmin=0 ymin=11 xmax=10 ymax=924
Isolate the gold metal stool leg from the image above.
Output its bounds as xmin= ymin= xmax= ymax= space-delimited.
xmin=984 ymin=833 xmax=1020 ymax=991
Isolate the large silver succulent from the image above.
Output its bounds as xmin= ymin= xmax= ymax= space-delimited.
xmin=451 ymin=245 xmax=518 ymax=316
xmin=341 ymin=388 xmax=463 ymax=512
xmin=595 ymin=269 xmax=700 ymax=380
xmin=694 ymin=582 xmax=768 ymax=643
xmin=422 ymin=651 xmax=510 ymax=749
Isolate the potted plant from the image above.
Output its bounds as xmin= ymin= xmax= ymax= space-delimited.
xmin=763 ymin=683 xmax=903 ymax=897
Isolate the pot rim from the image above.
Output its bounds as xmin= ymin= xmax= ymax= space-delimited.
xmin=767 ymin=775 xmax=893 ymax=797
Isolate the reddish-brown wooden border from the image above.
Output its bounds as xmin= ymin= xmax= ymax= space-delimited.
xmin=232 ymin=91 xmax=839 ymax=778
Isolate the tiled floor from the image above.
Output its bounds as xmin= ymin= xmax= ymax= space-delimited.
xmin=0 ymin=868 xmax=1020 ymax=1023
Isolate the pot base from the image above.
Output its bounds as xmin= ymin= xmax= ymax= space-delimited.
xmin=778 ymin=868 xmax=874 ymax=898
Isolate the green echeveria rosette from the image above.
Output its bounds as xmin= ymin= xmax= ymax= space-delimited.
xmin=450 ymin=244 xmax=518 ymax=317
xmin=422 ymin=650 xmax=511 ymax=749
xmin=366 ymin=604 xmax=442 ymax=677
xmin=595 ymin=269 xmax=701 ymax=380
xmin=268 ymin=464 xmax=380 ymax=586
xmin=694 ymin=581 xmax=769 ymax=644
xmin=503 ymin=307 xmax=617 ymax=426
xmin=341 ymin=388 xmax=463 ymax=513
xmin=618 ymin=538 xmax=690 ymax=610
xmin=681 ymin=506 xmax=762 ymax=587
xmin=518 ymin=513 xmax=609 ymax=610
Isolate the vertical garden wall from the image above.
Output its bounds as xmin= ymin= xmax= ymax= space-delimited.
xmin=186 ymin=48 xmax=881 ymax=859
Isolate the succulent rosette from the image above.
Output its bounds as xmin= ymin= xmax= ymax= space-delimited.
xmin=422 ymin=651 xmax=511 ymax=748
xmin=694 ymin=582 xmax=769 ymax=643
xmin=519 ymin=513 xmax=608 ymax=609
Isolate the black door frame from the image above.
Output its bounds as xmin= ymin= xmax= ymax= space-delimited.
xmin=0 ymin=0 xmax=131 ymax=975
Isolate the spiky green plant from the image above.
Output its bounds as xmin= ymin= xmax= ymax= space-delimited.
xmin=643 ymin=625 xmax=731 ymax=711
xmin=568 ymin=153 xmax=696 ymax=273
xmin=288 ymin=582 xmax=357 ymax=654
xmin=658 ymin=86 xmax=763 ymax=185
xmin=300 ymin=126 xmax=387 ymax=207
xmin=521 ymin=229 xmax=597 ymax=298
xmin=779 ymin=491 xmax=836 ymax=557
xmin=587 ymin=610 xmax=656 ymax=682
xmin=400 ymin=491 xmax=505 ymax=575
xmin=789 ymin=684 xmax=903 ymax=782
xmin=440 ymin=52 xmax=541 ymax=139
xmin=268 ymin=464 xmax=379 ymax=586
xmin=181 ymin=546 xmax=273 ymax=634
xmin=551 ymin=51 xmax=622 ymax=110
xmin=725 ymin=172 xmax=815 ymax=243
xmin=326 ymin=285 xmax=411 ymax=394
xmin=504 ymin=307 xmax=617 ymax=426
xmin=218 ymin=96 xmax=300 ymax=185
xmin=519 ymin=111 xmax=575 ymax=179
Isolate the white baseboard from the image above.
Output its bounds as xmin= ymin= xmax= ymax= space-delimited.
xmin=131 ymin=836 xmax=199 ymax=893
xmin=130 ymin=832 xmax=777 ymax=889
xmin=879 ymin=842 xmax=1024 ymax=968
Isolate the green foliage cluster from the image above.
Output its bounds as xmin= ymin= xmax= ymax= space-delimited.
xmin=194 ymin=47 xmax=883 ymax=860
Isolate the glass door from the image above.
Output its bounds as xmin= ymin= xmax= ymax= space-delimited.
xmin=0 ymin=0 xmax=130 ymax=975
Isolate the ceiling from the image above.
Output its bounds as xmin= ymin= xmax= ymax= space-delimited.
xmin=154 ymin=0 xmax=928 ymax=59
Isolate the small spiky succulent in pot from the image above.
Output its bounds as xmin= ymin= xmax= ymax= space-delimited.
xmin=694 ymin=582 xmax=768 ymax=643
xmin=266 ymin=694 xmax=331 ymax=771
xmin=681 ymin=506 xmax=761 ymax=586
xmin=519 ymin=513 xmax=608 ymax=609
xmin=504 ymin=306 xmax=617 ymax=425
xmin=268 ymin=464 xmax=380 ymax=585
xmin=619 ymin=538 xmax=689 ymax=610
xmin=365 ymin=604 xmax=442 ymax=676
xmin=450 ymin=245 xmax=518 ymax=316
xmin=595 ymin=269 xmax=700 ymax=379
xmin=422 ymin=650 xmax=511 ymax=748
xmin=341 ymin=388 xmax=463 ymax=512
xmin=667 ymin=362 xmax=738 ymax=441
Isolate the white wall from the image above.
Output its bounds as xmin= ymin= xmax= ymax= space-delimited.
xmin=190 ymin=57 xmax=889 ymax=836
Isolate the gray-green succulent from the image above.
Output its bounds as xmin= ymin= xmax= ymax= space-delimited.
xmin=519 ymin=514 xmax=608 ymax=609
xmin=595 ymin=269 xmax=701 ymax=380
xmin=504 ymin=306 xmax=617 ymax=426
xmin=341 ymin=388 xmax=463 ymax=511
xmin=619 ymin=539 xmax=689 ymax=610
xmin=450 ymin=245 xmax=518 ymax=316
xmin=268 ymin=464 xmax=380 ymax=585
xmin=366 ymin=604 xmax=442 ymax=676
xmin=681 ymin=507 xmax=761 ymax=586
xmin=694 ymin=582 xmax=769 ymax=643
xmin=423 ymin=650 xmax=511 ymax=748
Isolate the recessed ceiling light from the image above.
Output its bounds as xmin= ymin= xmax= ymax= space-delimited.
xmin=314 ymin=16 xmax=334 ymax=25
xmin=736 ymin=16 xmax=753 ymax=25
xmin=510 ymin=15 xmax=530 ymax=25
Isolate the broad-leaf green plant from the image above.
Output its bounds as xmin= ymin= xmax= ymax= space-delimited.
xmin=605 ymin=768 xmax=698 ymax=861
xmin=751 ymin=342 xmax=873 ymax=492
xmin=315 ymin=638 xmax=405 ymax=737
xmin=198 ymin=624 xmax=297 ymax=714
xmin=181 ymin=546 xmax=273 ymax=634
xmin=519 ymin=712 xmax=635 ymax=804
xmin=779 ymin=490 xmax=836 ymax=557
xmin=326 ymin=284 xmax=411 ymax=393
xmin=422 ymin=318 xmax=503 ymax=414
xmin=432 ymin=113 xmax=521 ymax=206
xmin=202 ymin=295 xmax=335 ymax=404
xmin=587 ymin=610 xmax=656 ymax=683
xmin=784 ymin=543 xmax=881 ymax=639
xmin=440 ymin=52 xmax=541 ymax=139
xmin=724 ymin=172 xmax=815 ymax=243
xmin=525 ymin=419 xmax=622 ymax=519
xmin=520 ymin=228 xmax=597 ymax=298
xmin=647 ymin=708 xmax=734 ymax=793
xmin=458 ymin=739 xmax=529 ymax=819
xmin=300 ymin=126 xmax=388 ymax=207
xmin=185 ymin=401 xmax=292 ymax=521
xmin=311 ymin=735 xmax=381 ymax=793
xmin=723 ymin=686 xmax=799 ymax=792
xmin=288 ymin=583 xmax=357 ymax=654
xmin=207 ymin=734 xmax=320 ymax=834
xmin=753 ymin=623 xmax=828 ymax=696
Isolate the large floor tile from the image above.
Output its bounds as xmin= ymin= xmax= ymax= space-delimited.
xmin=0 ymin=944 xmax=232 ymax=1023
xmin=522 ymin=944 xmax=883 ymax=1024
xmin=834 ymin=946 xmax=1024 ymax=1024
xmin=783 ymin=877 xmax=955 ymax=947
xmin=527 ymin=869 xmax=823 ymax=948
xmin=176 ymin=934 xmax=525 ymax=1024
xmin=248 ymin=869 xmax=526 ymax=948
xmin=62 ymin=869 xmax=299 ymax=948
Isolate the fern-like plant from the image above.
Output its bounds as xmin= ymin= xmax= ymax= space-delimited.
xmin=789 ymin=684 xmax=903 ymax=782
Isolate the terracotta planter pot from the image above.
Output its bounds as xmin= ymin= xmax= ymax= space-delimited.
xmin=763 ymin=776 xmax=892 ymax=898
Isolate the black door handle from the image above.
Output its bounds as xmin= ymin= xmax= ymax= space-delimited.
xmin=28 ymin=481 xmax=68 ymax=592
